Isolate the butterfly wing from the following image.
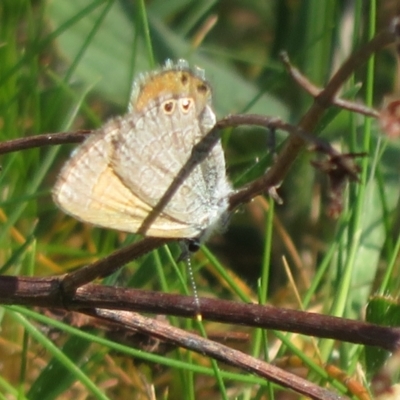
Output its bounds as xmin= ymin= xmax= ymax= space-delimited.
xmin=54 ymin=65 xmax=232 ymax=240
xmin=110 ymin=99 xmax=231 ymax=237
xmin=53 ymin=123 xmax=200 ymax=238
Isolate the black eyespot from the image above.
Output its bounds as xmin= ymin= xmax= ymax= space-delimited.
xmin=181 ymin=98 xmax=191 ymax=111
xmin=163 ymin=101 xmax=174 ymax=113
xmin=197 ymin=84 xmax=208 ymax=93
xmin=181 ymin=73 xmax=188 ymax=85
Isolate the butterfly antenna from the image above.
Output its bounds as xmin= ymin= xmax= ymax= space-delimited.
xmin=186 ymin=254 xmax=202 ymax=321
xmin=179 ymin=241 xmax=202 ymax=321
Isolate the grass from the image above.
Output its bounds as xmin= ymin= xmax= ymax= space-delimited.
xmin=1 ymin=0 xmax=400 ymax=399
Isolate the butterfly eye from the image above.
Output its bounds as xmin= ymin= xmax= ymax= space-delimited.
xmin=162 ymin=100 xmax=175 ymax=114
xmin=180 ymin=73 xmax=188 ymax=85
xmin=180 ymin=98 xmax=192 ymax=113
xmin=197 ymin=84 xmax=208 ymax=93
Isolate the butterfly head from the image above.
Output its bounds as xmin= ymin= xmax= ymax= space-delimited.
xmin=130 ymin=60 xmax=212 ymax=118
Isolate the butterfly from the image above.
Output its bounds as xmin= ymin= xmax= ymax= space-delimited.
xmin=53 ymin=60 xmax=232 ymax=246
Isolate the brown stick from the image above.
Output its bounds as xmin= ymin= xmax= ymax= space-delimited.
xmin=89 ymin=308 xmax=346 ymax=400
xmin=2 ymin=277 xmax=399 ymax=353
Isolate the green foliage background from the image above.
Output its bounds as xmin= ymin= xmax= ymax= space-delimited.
xmin=1 ymin=0 xmax=400 ymax=399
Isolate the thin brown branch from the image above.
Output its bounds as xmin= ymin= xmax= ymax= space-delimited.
xmin=89 ymin=308 xmax=346 ymax=400
xmin=212 ymin=114 xmax=363 ymax=210
xmin=322 ymin=28 xmax=395 ymax=102
xmin=234 ymin=23 xmax=397 ymax=206
xmin=1 ymin=277 xmax=399 ymax=353
xmin=0 ymin=275 xmax=63 ymax=307
xmin=61 ymin=237 xmax=171 ymax=293
xmin=71 ymin=286 xmax=400 ymax=353
xmin=0 ymin=130 xmax=90 ymax=155
xmin=280 ymin=51 xmax=380 ymax=118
